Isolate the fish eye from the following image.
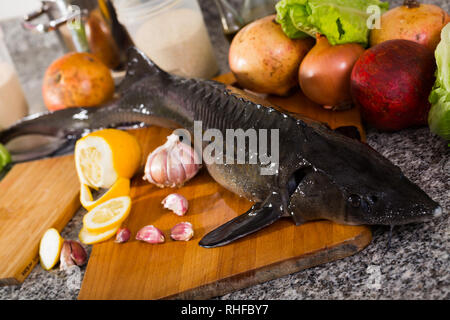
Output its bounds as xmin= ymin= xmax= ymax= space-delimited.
xmin=348 ymin=195 xmax=361 ymax=208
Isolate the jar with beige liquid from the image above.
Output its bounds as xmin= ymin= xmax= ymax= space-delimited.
xmin=0 ymin=27 xmax=29 ymax=130
xmin=115 ymin=0 xmax=219 ymax=79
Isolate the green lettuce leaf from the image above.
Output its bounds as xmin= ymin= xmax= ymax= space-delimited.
xmin=428 ymin=23 xmax=450 ymax=142
xmin=275 ymin=0 xmax=389 ymax=46
xmin=275 ymin=0 xmax=311 ymax=39
xmin=0 ymin=143 xmax=11 ymax=172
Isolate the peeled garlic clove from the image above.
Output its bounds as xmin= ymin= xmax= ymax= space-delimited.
xmin=170 ymin=222 xmax=194 ymax=241
xmin=115 ymin=227 xmax=131 ymax=243
xmin=162 ymin=193 xmax=188 ymax=216
xmin=60 ymin=240 xmax=87 ymax=270
xmin=136 ymin=225 xmax=165 ymax=244
xmin=143 ymin=134 xmax=201 ymax=188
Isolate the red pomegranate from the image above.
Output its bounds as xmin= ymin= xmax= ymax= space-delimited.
xmin=351 ymin=39 xmax=436 ymax=131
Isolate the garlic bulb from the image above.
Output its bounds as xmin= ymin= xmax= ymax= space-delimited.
xmin=143 ymin=134 xmax=201 ymax=188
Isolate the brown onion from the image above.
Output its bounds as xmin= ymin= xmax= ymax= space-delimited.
xmin=299 ymin=35 xmax=365 ymax=110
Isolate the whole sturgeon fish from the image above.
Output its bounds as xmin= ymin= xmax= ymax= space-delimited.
xmin=0 ymin=48 xmax=442 ymax=247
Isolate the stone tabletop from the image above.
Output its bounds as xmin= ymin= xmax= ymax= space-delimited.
xmin=0 ymin=0 xmax=448 ymax=300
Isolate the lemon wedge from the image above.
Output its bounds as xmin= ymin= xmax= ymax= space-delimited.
xmin=83 ymin=196 xmax=131 ymax=233
xmin=75 ymin=129 xmax=141 ymax=189
xmin=80 ymin=177 xmax=130 ymax=211
xmin=39 ymin=228 xmax=64 ymax=270
xmin=79 ymin=225 xmax=120 ymax=245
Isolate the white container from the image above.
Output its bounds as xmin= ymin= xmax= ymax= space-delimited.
xmin=115 ymin=0 xmax=219 ymax=79
xmin=0 ymin=27 xmax=29 ymax=130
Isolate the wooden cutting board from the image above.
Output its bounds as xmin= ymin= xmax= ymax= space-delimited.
xmin=78 ymin=74 xmax=372 ymax=300
xmin=0 ymin=155 xmax=80 ymax=285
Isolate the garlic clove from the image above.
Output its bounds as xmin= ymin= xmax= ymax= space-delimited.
xmin=170 ymin=222 xmax=194 ymax=241
xmin=60 ymin=241 xmax=75 ymax=270
xmin=60 ymin=240 xmax=88 ymax=270
xmin=149 ymin=149 xmax=169 ymax=186
xmin=115 ymin=227 xmax=131 ymax=243
xmin=166 ymin=147 xmax=187 ymax=187
xmin=177 ymin=142 xmax=201 ymax=180
xmin=136 ymin=225 xmax=165 ymax=244
xmin=162 ymin=193 xmax=188 ymax=216
xmin=70 ymin=241 xmax=88 ymax=266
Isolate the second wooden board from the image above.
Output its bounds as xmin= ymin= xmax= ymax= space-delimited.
xmin=78 ymin=127 xmax=372 ymax=300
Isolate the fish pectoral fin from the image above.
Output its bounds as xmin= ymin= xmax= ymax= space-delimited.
xmin=199 ymin=195 xmax=284 ymax=248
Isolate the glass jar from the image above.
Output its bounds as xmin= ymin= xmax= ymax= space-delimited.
xmin=0 ymin=27 xmax=29 ymax=130
xmin=115 ymin=0 xmax=219 ymax=79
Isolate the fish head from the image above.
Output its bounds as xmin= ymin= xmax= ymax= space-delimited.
xmin=341 ymin=173 xmax=443 ymax=226
xmin=323 ymin=145 xmax=443 ymax=226
xmin=294 ymin=128 xmax=443 ymax=226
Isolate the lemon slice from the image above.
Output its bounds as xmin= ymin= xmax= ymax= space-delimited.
xmin=39 ymin=228 xmax=64 ymax=270
xmin=75 ymin=129 xmax=141 ymax=189
xmin=79 ymin=225 xmax=120 ymax=245
xmin=80 ymin=177 xmax=130 ymax=211
xmin=83 ymin=196 xmax=131 ymax=233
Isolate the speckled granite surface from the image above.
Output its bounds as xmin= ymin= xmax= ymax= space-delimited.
xmin=0 ymin=0 xmax=448 ymax=300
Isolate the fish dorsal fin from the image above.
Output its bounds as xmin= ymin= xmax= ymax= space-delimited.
xmin=117 ymin=47 xmax=168 ymax=92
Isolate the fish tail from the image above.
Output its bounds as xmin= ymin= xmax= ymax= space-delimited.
xmin=0 ymin=107 xmax=96 ymax=163
xmin=0 ymin=108 xmax=94 ymax=144
xmin=117 ymin=47 xmax=170 ymax=94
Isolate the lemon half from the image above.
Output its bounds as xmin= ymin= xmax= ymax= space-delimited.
xmin=75 ymin=129 xmax=141 ymax=189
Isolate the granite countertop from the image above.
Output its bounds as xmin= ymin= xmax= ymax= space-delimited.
xmin=0 ymin=0 xmax=448 ymax=300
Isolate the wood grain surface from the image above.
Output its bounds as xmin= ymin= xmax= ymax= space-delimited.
xmin=0 ymin=155 xmax=80 ymax=285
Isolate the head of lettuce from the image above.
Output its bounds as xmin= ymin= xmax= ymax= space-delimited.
xmin=0 ymin=143 xmax=11 ymax=173
xmin=428 ymin=23 xmax=450 ymax=143
xmin=275 ymin=0 xmax=389 ymax=47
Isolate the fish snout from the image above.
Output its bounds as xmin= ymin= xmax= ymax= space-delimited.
xmin=382 ymin=177 xmax=443 ymax=225
xmin=398 ymin=203 xmax=444 ymax=225
xmin=370 ymin=196 xmax=443 ymax=226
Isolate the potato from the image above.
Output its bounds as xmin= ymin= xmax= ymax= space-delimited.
xmin=42 ymin=52 xmax=115 ymax=111
xmin=229 ymin=15 xmax=314 ymax=96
